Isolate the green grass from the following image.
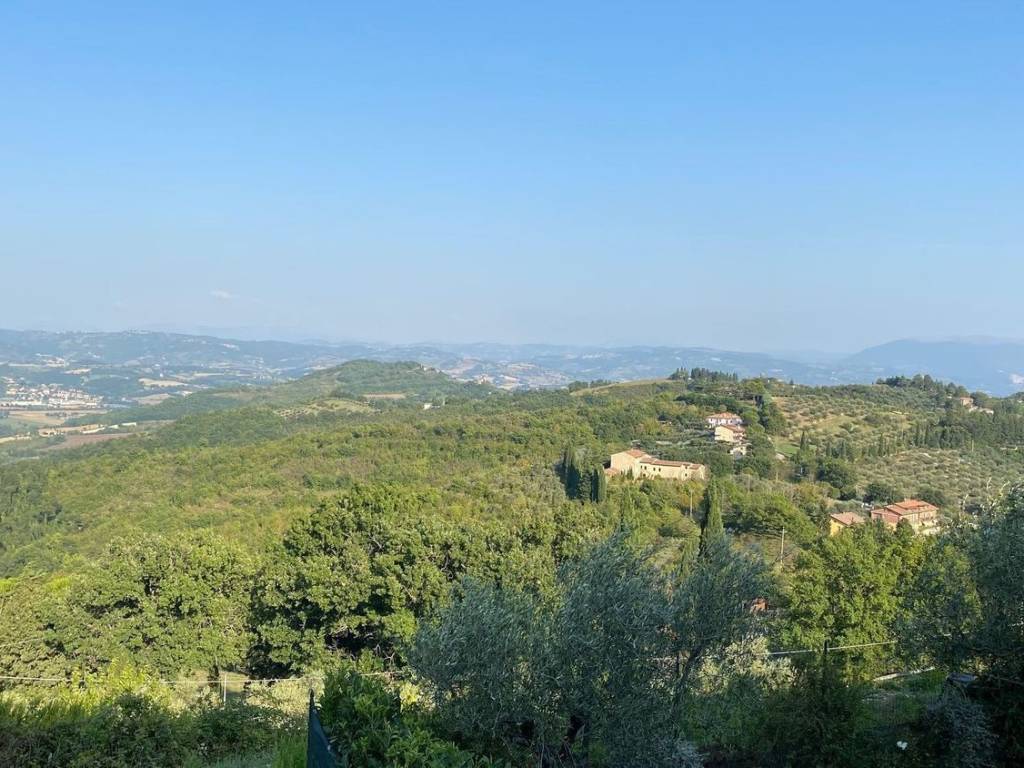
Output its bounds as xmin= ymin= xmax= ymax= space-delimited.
xmin=187 ymin=736 xmax=304 ymax=768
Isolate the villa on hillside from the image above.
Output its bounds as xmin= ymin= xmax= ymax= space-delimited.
xmin=869 ymin=499 xmax=940 ymax=535
xmin=608 ymin=449 xmax=707 ymax=482
xmin=706 ymin=412 xmax=743 ymax=427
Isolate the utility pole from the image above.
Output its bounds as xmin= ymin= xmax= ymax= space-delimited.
xmin=779 ymin=526 xmax=786 ymax=561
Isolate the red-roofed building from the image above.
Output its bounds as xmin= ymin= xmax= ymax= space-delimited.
xmin=869 ymin=499 xmax=940 ymax=535
xmin=706 ymin=412 xmax=743 ymax=428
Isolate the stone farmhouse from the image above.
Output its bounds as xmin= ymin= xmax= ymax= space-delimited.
xmin=607 ymin=449 xmax=708 ymax=482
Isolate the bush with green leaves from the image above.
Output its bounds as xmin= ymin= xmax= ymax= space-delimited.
xmin=318 ymin=659 xmax=506 ymax=767
xmin=907 ymin=689 xmax=997 ymax=768
xmin=758 ymin=654 xmax=872 ymax=768
xmin=783 ymin=521 xmax=924 ymax=679
xmin=0 ymin=665 xmax=300 ymax=768
xmin=680 ymin=636 xmax=793 ymax=755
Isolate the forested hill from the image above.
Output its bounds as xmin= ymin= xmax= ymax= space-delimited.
xmin=2 ymin=366 xmax=1022 ymax=577
xmin=72 ymin=359 xmax=495 ymax=425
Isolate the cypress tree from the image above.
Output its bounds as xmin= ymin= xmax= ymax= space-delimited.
xmin=592 ymin=466 xmax=608 ymax=503
xmin=700 ymin=480 xmax=725 ymax=552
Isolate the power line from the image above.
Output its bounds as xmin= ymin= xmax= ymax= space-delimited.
xmin=765 ymin=640 xmax=897 ymax=657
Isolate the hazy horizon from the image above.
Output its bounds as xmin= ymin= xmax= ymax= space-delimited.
xmin=4 ymin=322 xmax=1024 ymax=362
xmin=3 ymin=4 xmax=1022 ymax=349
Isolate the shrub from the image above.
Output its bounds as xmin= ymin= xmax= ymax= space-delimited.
xmin=759 ymin=656 xmax=871 ymax=768
xmin=318 ymin=659 xmax=504 ymax=767
xmin=910 ymin=690 xmax=996 ymax=768
xmin=0 ymin=666 xmax=300 ymax=768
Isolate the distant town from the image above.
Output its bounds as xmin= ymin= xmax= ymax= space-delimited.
xmin=0 ymin=380 xmax=104 ymax=410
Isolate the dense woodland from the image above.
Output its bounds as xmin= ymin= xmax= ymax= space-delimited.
xmin=1 ymin=361 xmax=1023 ymax=767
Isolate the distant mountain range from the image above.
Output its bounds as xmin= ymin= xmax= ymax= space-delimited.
xmin=1 ymin=329 xmax=1022 ymax=398
xmin=846 ymin=338 xmax=1024 ymax=395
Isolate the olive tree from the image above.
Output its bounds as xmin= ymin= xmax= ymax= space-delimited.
xmin=411 ymin=531 xmax=767 ymax=767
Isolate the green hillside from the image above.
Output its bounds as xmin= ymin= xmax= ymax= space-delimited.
xmin=3 ymin=366 xmax=1024 ymax=766
xmin=4 ymin=368 xmax=1022 ymax=576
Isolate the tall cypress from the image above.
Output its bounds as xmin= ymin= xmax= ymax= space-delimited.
xmin=700 ymin=480 xmax=725 ymax=552
xmin=592 ymin=466 xmax=608 ymax=503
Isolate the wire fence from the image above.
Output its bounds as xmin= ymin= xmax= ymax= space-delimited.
xmin=0 ymin=638 xmax=905 ymax=690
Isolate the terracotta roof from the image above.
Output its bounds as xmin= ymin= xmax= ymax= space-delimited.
xmin=625 ymin=449 xmax=649 ymax=458
xmin=872 ymin=499 xmax=939 ymax=518
xmin=830 ymin=512 xmax=865 ymax=527
xmin=708 ymin=412 xmax=740 ymax=419
xmin=889 ymin=499 xmax=937 ymax=513
xmin=604 ymin=467 xmax=621 ymax=477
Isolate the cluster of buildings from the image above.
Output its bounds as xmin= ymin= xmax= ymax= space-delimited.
xmin=0 ymin=382 xmax=102 ymax=410
xmin=603 ymin=406 xmax=945 ymax=539
xmin=828 ymin=499 xmax=940 ymax=537
xmin=604 ymin=412 xmax=748 ymax=483
xmin=606 ymin=449 xmax=708 ymax=482
xmin=707 ymin=412 xmax=748 ymax=457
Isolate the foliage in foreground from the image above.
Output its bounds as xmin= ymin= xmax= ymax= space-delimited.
xmin=411 ymin=531 xmax=765 ymax=767
xmin=0 ymin=667 xmax=302 ymax=768
xmin=318 ymin=659 xmax=506 ymax=767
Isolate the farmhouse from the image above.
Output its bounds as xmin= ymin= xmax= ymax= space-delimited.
xmin=714 ymin=424 xmax=747 ymax=444
xmin=608 ymin=449 xmax=707 ymax=482
xmin=869 ymin=499 xmax=940 ymax=535
xmin=706 ymin=412 xmax=743 ymax=427
xmin=828 ymin=511 xmax=866 ymax=536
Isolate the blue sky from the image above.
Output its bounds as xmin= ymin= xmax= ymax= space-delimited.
xmin=1 ymin=2 xmax=1021 ymax=351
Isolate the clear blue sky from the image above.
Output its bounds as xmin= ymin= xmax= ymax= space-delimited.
xmin=2 ymin=2 xmax=1021 ymax=352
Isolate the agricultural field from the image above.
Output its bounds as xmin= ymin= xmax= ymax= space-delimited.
xmin=858 ymin=446 xmax=1024 ymax=507
xmin=775 ymin=387 xmax=938 ymax=449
